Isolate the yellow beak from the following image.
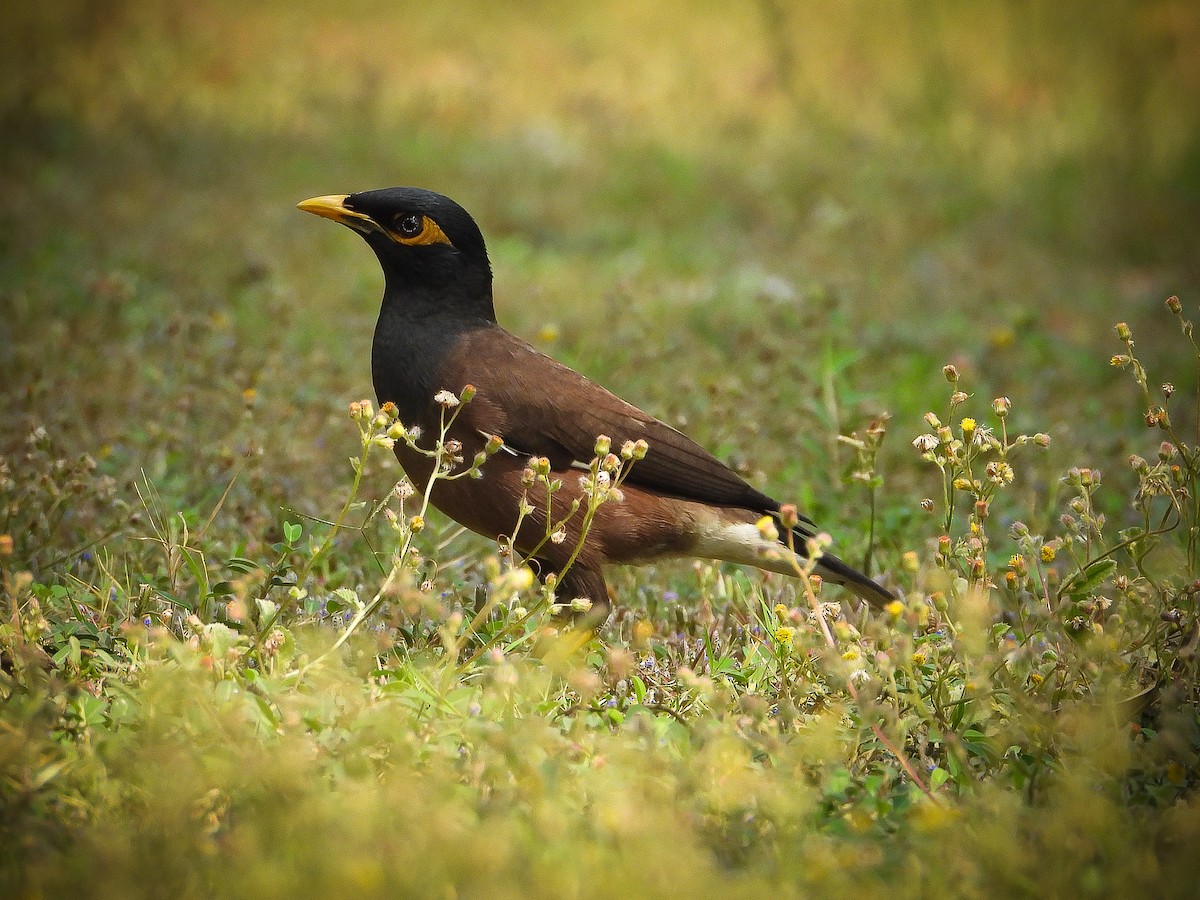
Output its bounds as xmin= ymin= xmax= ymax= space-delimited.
xmin=297 ymin=194 xmax=378 ymax=232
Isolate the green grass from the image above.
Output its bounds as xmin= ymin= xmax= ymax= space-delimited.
xmin=3 ymin=1 xmax=1200 ymax=896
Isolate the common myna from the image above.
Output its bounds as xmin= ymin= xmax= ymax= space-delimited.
xmin=299 ymin=187 xmax=892 ymax=620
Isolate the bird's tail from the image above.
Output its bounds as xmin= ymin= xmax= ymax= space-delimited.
xmin=813 ymin=550 xmax=893 ymax=609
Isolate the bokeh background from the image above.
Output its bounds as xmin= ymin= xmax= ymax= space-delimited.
xmin=5 ymin=1 xmax=1200 ymax=516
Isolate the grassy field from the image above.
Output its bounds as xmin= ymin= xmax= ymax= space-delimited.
xmin=4 ymin=1 xmax=1200 ymax=896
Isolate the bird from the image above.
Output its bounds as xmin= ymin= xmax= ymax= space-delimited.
xmin=298 ymin=187 xmax=892 ymax=623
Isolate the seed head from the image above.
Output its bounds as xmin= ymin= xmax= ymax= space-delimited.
xmin=434 ymin=390 xmax=460 ymax=408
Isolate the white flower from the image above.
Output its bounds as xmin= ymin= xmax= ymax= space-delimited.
xmin=434 ymin=390 xmax=460 ymax=408
xmin=913 ymin=433 xmax=939 ymax=454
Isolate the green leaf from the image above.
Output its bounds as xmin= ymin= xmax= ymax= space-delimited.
xmin=284 ymin=521 xmax=302 ymax=544
xmin=1064 ymin=558 xmax=1117 ymax=600
xmin=631 ymin=674 xmax=647 ymax=703
xmin=930 ymin=767 xmax=950 ymax=789
xmin=226 ymin=556 xmax=260 ymax=574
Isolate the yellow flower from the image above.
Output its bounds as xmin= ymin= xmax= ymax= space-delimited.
xmin=912 ymin=651 xmax=927 ymax=666
xmin=960 ymin=417 xmax=977 ymax=435
xmin=884 ymin=600 xmax=905 ymax=617
xmin=774 ymin=603 xmax=790 ymax=623
xmin=1041 ymin=544 xmax=1056 ymax=564
xmin=773 ymin=626 xmax=794 ymax=645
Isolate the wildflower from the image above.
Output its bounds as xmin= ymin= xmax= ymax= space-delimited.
xmin=773 ymin=626 xmax=794 ymax=645
xmin=950 ymin=391 xmax=968 ymax=406
xmin=774 ymin=603 xmax=790 ymax=622
xmin=924 ymin=412 xmax=942 ymax=428
xmin=986 ymin=461 xmax=1014 ymax=484
xmin=903 ymin=550 xmax=919 ymax=571
xmin=912 ymin=651 xmax=927 ymax=666
xmin=849 ymin=669 xmax=870 ymax=684
xmin=569 ymin=597 xmax=592 ymax=613
xmin=409 ymin=515 xmax=425 ymax=533
xmin=960 ymin=417 xmax=977 ymax=436
xmin=593 ymin=434 xmax=611 ymax=456
xmin=550 ymin=529 xmax=567 ymax=544
xmin=1033 ymin=433 xmax=1050 ymax=447
xmin=1166 ymin=295 xmax=1182 ymax=314
xmin=884 ymin=600 xmax=905 ymax=617
xmin=913 ymin=433 xmax=939 ymax=454
xmin=1115 ymin=322 xmax=1132 ymax=341
xmin=841 ymin=647 xmax=861 ymax=663
xmin=779 ymin=504 xmax=799 ymax=529
xmin=942 ymin=364 xmax=959 ymax=383
xmin=1159 ymin=442 xmax=1177 ymax=460
xmin=1110 ymin=355 xmax=1130 ymax=367
xmin=1041 ymin=544 xmax=1056 ymax=564
xmin=992 ymin=396 xmax=1010 ymax=417
xmin=434 ymin=390 xmax=460 ymax=408
xmin=755 ymin=515 xmax=779 ymax=541
xmin=459 ymin=384 xmax=477 ymax=403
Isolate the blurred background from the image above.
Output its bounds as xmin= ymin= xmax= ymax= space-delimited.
xmin=3 ymin=0 xmax=1200 ymax=567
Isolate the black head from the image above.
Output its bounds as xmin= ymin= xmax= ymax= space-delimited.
xmin=299 ymin=187 xmax=494 ymax=321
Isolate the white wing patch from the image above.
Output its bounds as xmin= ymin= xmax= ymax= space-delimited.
xmin=690 ymin=521 xmax=806 ymax=577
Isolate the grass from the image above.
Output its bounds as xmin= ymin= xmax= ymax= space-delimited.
xmin=3 ymin=0 xmax=1200 ymax=896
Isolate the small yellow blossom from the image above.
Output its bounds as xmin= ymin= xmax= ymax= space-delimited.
xmin=1041 ymin=544 xmax=1056 ymax=564
xmin=773 ymin=626 xmax=794 ymax=645
xmin=774 ymin=603 xmax=790 ymax=623
xmin=960 ymin=417 xmax=977 ymax=435
xmin=912 ymin=651 xmax=927 ymax=666
xmin=884 ymin=600 xmax=905 ymax=617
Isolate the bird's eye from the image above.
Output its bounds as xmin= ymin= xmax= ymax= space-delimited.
xmin=396 ymin=214 xmax=423 ymax=238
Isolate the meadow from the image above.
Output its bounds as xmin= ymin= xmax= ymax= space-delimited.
xmin=3 ymin=1 xmax=1200 ymax=896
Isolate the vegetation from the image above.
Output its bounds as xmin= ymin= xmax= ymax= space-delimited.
xmin=3 ymin=1 xmax=1199 ymax=896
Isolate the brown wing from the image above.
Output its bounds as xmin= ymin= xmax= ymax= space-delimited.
xmin=439 ymin=326 xmax=793 ymax=515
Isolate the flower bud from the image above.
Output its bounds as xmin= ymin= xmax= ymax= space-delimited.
xmin=779 ymin=504 xmax=799 ymax=529
xmin=1115 ymin=321 xmax=1132 ymax=341
xmin=1166 ymin=295 xmax=1182 ymax=314
xmin=460 ymin=384 xmax=477 ymax=403
xmin=992 ymin=396 xmax=1010 ymax=417
xmin=942 ymin=364 xmax=959 ymax=383
xmin=594 ymin=434 xmax=612 ymax=456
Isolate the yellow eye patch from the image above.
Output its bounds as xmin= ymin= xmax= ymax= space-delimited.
xmin=390 ymin=215 xmax=453 ymax=247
